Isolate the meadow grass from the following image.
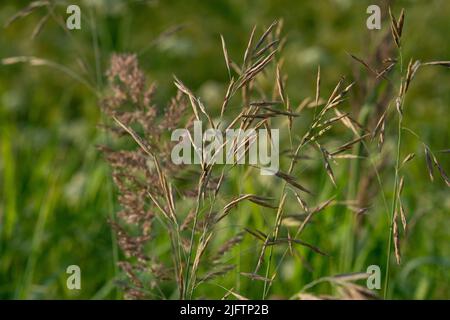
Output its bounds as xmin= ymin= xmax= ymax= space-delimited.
xmin=0 ymin=0 xmax=449 ymax=299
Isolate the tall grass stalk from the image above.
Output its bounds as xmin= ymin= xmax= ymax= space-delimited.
xmin=384 ymin=48 xmax=404 ymax=299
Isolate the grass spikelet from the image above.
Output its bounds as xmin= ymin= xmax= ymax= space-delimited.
xmin=378 ymin=115 xmax=386 ymax=150
xmin=424 ymin=145 xmax=434 ymax=181
xmin=403 ymin=59 xmax=421 ymax=95
xmin=240 ymin=272 xmax=273 ymax=282
xmin=401 ymin=153 xmax=415 ymax=167
xmin=4 ymin=0 xmax=50 ymax=28
xmin=219 ymin=194 xmax=275 ymax=221
xmin=253 ymin=40 xmax=279 ymax=59
xmin=422 ymin=61 xmax=450 ymax=68
xmin=431 ymin=154 xmax=450 ymax=187
xmin=244 ymin=228 xmax=267 ymax=242
xmin=275 ymin=171 xmax=312 ymax=194
xmin=220 ymin=34 xmax=232 ymax=80
xmin=389 ymin=7 xmax=401 ymax=48
xmin=199 ymin=265 xmax=235 ymax=283
xmin=293 ymin=191 xmax=309 ymax=212
xmin=399 ymin=202 xmax=407 ymax=232
xmin=393 ymin=210 xmax=401 ymax=265
xmin=254 ymin=20 xmax=278 ymax=52
xmin=348 ymin=53 xmax=378 ymax=76
xmin=397 ymin=9 xmax=405 ymax=37
xmin=318 ymin=144 xmax=336 ymax=187
xmin=398 ymin=176 xmax=405 ymax=196
xmin=315 ymin=65 xmax=321 ymax=109
xmin=192 ymin=233 xmax=213 ymax=279
xmin=242 ymin=26 xmax=257 ymax=67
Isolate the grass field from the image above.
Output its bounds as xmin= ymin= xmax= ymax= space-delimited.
xmin=0 ymin=0 xmax=449 ymax=299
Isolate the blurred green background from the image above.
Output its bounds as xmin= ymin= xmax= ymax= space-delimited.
xmin=0 ymin=0 xmax=448 ymax=299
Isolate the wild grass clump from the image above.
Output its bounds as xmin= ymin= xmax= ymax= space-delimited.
xmin=99 ymin=13 xmax=449 ymax=300
xmin=2 ymin=2 xmax=448 ymax=300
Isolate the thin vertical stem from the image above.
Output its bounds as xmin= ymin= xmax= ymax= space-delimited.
xmin=384 ymin=50 xmax=404 ymax=299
